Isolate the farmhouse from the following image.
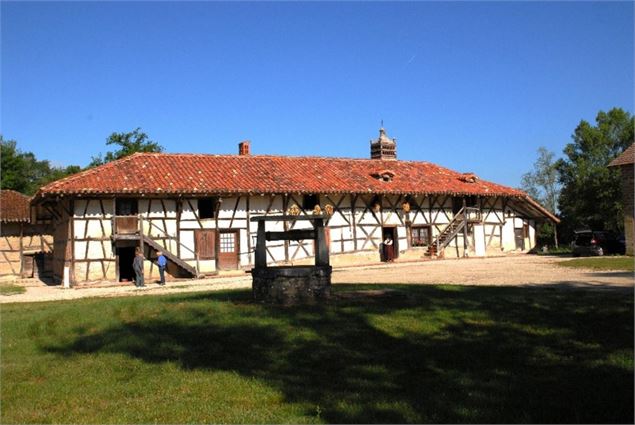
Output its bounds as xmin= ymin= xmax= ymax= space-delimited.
xmin=609 ymin=143 xmax=634 ymax=255
xmin=0 ymin=190 xmax=54 ymax=279
xmin=32 ymin=129 xmax=558 ymax=285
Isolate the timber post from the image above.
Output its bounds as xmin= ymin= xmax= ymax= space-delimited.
xmin=462 ymin=198 xmax=468 ymax=257
xmin=314 ymin=219 xmax=329 ymax=267
xmin=255 ymin=220 xmax=267 ymax=268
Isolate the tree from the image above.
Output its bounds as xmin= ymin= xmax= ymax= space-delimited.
xmin=521 ymin=147 xmax=561 ymax=247
xmin=1 ymin=136 xmax=80 ymax=195
xmin=556 ymin=108 xmax=634 ymax=241
xmin=90 ymin=128 xmax=163 ymax=167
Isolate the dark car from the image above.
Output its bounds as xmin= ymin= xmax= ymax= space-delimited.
xmin=571 ymin=230 xmax=626 ymax=256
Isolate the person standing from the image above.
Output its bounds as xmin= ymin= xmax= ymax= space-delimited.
xmin=156 ymin=250 xmax=167 ymax=286
xmin=133 ymin=247 xmax=145 ymax=287
xmin=383 ymin=236 xmax=394 ymax=262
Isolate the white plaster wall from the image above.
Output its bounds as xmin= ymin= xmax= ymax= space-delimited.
xmin=502 ymin=220 xmax=516 ymax=251
xmin=528 ymin=220 xmax=536 ymax=250
xmin=473 ymin=224 xmax=486 ymax=257
xmin=484 ymin=224 xmax=502 ymax=249
xmin=74 ymin=220 xmax=87 ymax=238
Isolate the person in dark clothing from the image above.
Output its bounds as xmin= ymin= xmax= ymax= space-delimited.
xmin=133 ymin=247 xmax=145 ymax=287
xmin=156 ymin=250 xmax=167 ymax=286
xmin=383 ymin=236 xmax=395 ymax=262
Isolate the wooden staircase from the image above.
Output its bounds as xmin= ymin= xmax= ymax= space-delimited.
xmin=112 ymin=214 xmax=200 ymax=278
xmin=426 ymin=207 xmax=481 ymax=258
xmin=142 ymin=235 xmax=199 ymax=277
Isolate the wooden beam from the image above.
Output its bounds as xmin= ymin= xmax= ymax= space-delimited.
xmin=69 ymin=200 xmax=75 ymax=284
xmin=176 ymin=199 xmax=182 ymax=258
xmin=283 ymin=194 xmax=289 ymax=262
xmin=245 ymin=197 xmax=251 ymax=265
xmin=351 ymin=194 xmax=358 ymax=251
xmin=266 ymin=230 xmax=315 ymax=241
xmin=18 ymin=223 xmax=24 ymax=276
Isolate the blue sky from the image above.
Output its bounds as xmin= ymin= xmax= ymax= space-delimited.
xmin=2 ymin=1 xmax=633 ymax=187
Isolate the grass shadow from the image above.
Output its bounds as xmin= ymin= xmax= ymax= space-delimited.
xmin=44 ymin=285 xmax=633 ymax=423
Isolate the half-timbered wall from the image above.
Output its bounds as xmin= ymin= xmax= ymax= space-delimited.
xmin=72 ymin=199 xmax=115 ymax=281
xmin=63 ymin=193 xmax=538 ymax=283
xmin=0 ymin=223 xmax=53 ymax=276
xmin=48 ymin=199 xmax=73 ymax=283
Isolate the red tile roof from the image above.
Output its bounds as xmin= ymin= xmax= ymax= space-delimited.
xmin=35 ymin=153 xmax=526 ymax=196
xmin=609 ymin=143 xmax=635 ymax=167
xmin=0 ymin=190 xmax=31 ymax=223
xmin=33 ymin=153 xmax=558 ymax=222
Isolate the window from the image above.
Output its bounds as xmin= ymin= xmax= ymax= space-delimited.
xmin=452 ymin=197 xmax=462 ymax=214
xmin=302 ymin=194 xmax=319 ymax=210
xmin=195 ymin=229 xmax=216 ymax=259
xmin=116 ymin=199 xmax=138 ymax=216
xmin=410 ymin=226 xmax=431 ymax=247
xmin=198 ymin=197 xmax=218 ymax=219
xmin=219 ymin=232 xmax=236 ymax=253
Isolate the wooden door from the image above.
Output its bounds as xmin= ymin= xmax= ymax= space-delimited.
xmin=514 ymin=228 xmax=525 ymax=250
xmin=218 ymin=230 xmax=239 ymax=270
xmin=381 ymin=227 xmax=398 ymax=261
xmin=195 ymin=230 xmax=216 ymax=260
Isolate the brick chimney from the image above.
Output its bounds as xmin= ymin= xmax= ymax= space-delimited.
xmin=238 ymin=140 xmax=251 ymax=156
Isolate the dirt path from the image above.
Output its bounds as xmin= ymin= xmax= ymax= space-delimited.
xmin=1 ymin=255 xmax=632 ymax=304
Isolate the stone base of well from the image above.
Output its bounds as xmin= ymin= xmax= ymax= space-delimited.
xmin=251 ymin=265 xmax=332 ymax=304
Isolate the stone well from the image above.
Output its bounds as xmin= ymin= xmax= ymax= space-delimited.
xmin=252 ymin=265 xmax=332 ymax=304
xmin=250 ymin=214 xmax=331 ymax=305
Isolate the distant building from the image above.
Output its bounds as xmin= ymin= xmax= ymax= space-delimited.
xmin=609 ymin=143 xmax=635 ymax=255
xmin=0 ymin=190 xmax=53 ymax=278
xmin=32 ymin=129 xmax=558 ymax=285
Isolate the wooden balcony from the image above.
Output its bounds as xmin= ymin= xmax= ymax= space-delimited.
xmin=464 ymin=207 xmax=482 ymax=223
xmin=113 ymin=216 xmax=139 ymax=235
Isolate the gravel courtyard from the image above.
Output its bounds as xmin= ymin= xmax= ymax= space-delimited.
xmin=1 ymin=255 xmax=632 ymax=304
xmin=333 ymin=254 xmax=634 ymax=289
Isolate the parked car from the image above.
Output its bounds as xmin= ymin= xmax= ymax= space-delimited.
xmin=571 ymin=230 xmax=626 ymax=256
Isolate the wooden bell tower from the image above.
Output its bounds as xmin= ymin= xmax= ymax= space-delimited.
xmin=370 ymin=127 xmax=397 ymax=160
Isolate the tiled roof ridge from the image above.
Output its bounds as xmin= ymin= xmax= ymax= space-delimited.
xmin=36 ymin=153 xmax=141 ymax=196
xmin=0 ymin=189 xmax=31 ymax=200
xmin=128 ymin=151 xmax=440 ymax=165
xmin=110 ymin=151 xmax=473 ymax=179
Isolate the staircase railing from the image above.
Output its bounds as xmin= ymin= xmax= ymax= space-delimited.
xmin=429 ymin=206 xmax=482 ymax=256
xmin=138 ymin=216 xmax=200 ymax=276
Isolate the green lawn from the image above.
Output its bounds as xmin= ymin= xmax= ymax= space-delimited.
xmin=1 ymin=285 xmax=633 ymax=423
xmin=0 ymin=283 xmax=26 ymax=296
xmin=558 ymin=256 xmax=634 ymax=272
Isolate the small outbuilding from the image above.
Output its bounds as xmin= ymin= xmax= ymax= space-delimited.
xmin=609 ymin=143 xmax=635 ymax=255
xmin=0 ymin=190 xmax=54 ymax=279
